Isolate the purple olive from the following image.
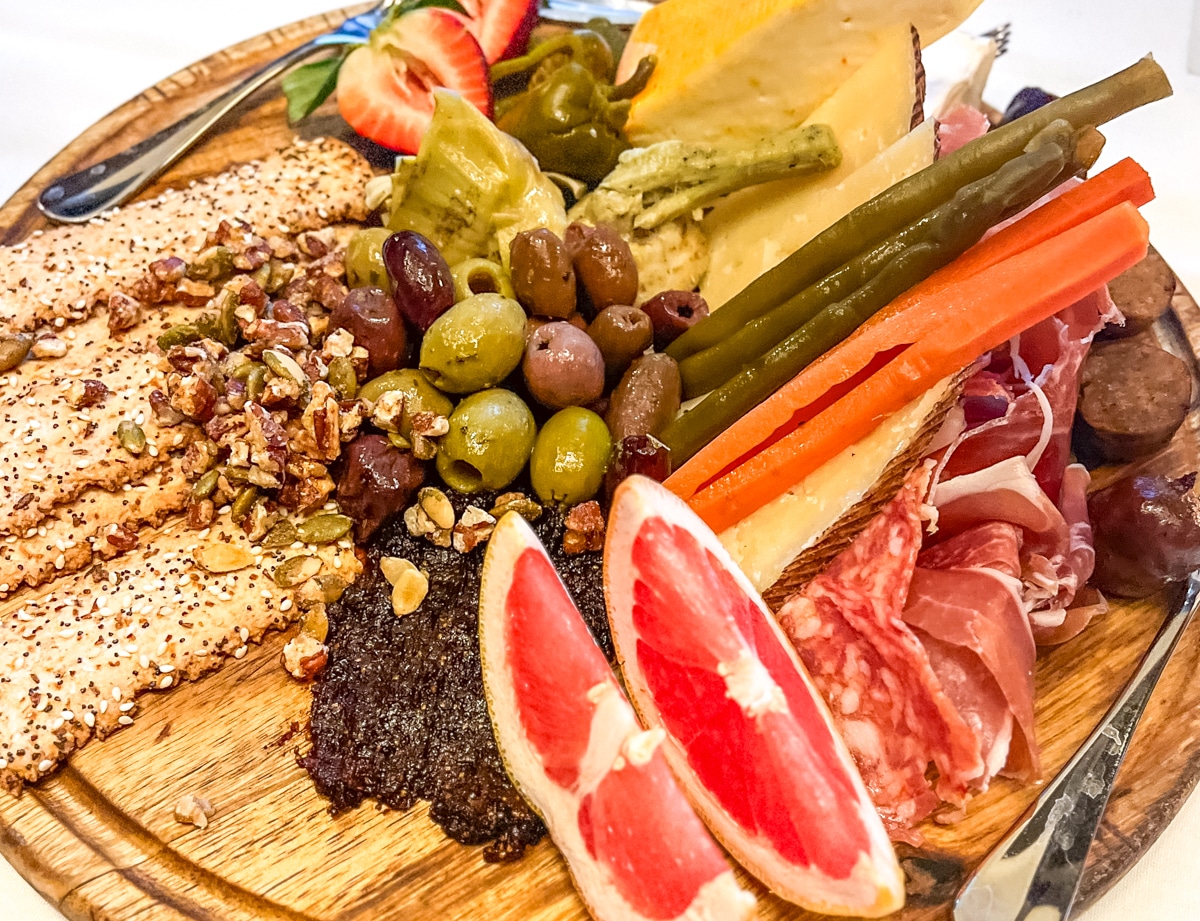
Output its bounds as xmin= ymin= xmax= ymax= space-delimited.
xmin=328 ymin=287 xmax=405 ymax=378
xmin=565 ymin=222 xmax=638 ymax=317
xmin=336 ymin=435 xmax=426 ymax=541
xmin=640 ymin=290 xmax=710 ymax=350
xmin=382 ymin=231 xmax=455 ymax=332
xmin=523 ymin=321 xmax=605 ymax=410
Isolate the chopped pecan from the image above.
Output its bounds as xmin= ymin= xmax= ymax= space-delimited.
xmin=453 ymin=505 xmax=497 ymax=553
xmin=272 ymin=300 xmax=307 ymax=325
xmin=187 ymin=497 xmax=216 ymax=529
xmin=170 ymin=374 xmax=217 ymax=422
xmin=203 ymin=414 xmax=247 ymax=446
xmin=150 ymin=257 xmax=187 ymax=284
xmin=298 ymin=229 xmax=335 ymax=259
xmin=105 ymin=523 xmax=139 ymax=552
xmin=563 ymin=500 xmax=605 ymax=554
xmin=278 ymin=460 xmax=334 ymax=512
xmin=370 ymin=390 xmax=406 ymax=433
xmin=310 ymin=274 xmax=347 ymax=311
xmin=67 ymin=378 xmax=110 ymax=409
xmin=266 ymin=235 xmax=300 ymax=260
xmin=338 ymin=400 xmax=366 ymax=443
xmin=149 ymin=389 xmax=187 ymax=427
xmin=260 ymin=373 xmax=303 ymax=408
xmin=243 ymin=317 xmax=309 ymax=351
xmin=224 ymin=377 xmax=248 ymax=412
xmin=320 ymin=327 xmax=355 ymax=361
xmin=174 ymin=278 xmax=216 ymax=307
xmin=245 ymin=403 xmax=288 ymax=478
xmin=181 ymin=439 xmax=220 ymax=479
xmin=107 ymin=291 xmax=142 ymax=333
xmin=234 ymin=278 xmax=268 ymax=311
xmin=294 ymin=382 xmax=342 ymax=461
xmin=282 ymin=632 xmax=328 ymax=682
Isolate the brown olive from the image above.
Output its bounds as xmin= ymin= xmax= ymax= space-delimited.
xmin=606 ymin=353 xmax=682 ymax=442
xmin=1088 ymin=472 xmax=1200 ymax=598
xmin=328 ymin=287 xmax=406 ymax=378
xmin=641 ymin=290 xmax=710 ymax=350
xmin=523 ymin=322 xmax=606 ymax=410
xmin=336 ymin=435 xmax=426 ymax=541
xmin=588 ymin=305 xmax=653 ymax=378
xmin=565 ymin=222 xmax=638 ymax=316
xmin=510 ymin=229 xmax=577 ymax=319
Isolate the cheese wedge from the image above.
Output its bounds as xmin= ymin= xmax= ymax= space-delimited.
xmin=618 ymin=0 xmax=983 ymax=145
xmin=720 ymin=374 xmax=955 ymax=595
xmin=701 ymin=27 xmax=927 ymax=307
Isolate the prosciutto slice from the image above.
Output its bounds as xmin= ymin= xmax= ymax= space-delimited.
xmin=776 ymin=467 xmax=983 ymax=837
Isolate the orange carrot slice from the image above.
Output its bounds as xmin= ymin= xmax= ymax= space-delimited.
xmin=685 ymin=201 xmax=1149 ymax=532
xmin=666 ymin=160 xmax=1154 ymax=506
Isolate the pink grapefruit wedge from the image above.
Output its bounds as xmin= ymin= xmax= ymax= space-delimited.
xmin=604 ymin=476 xmax=905 ymax=916
xmin=479 ymin=512 xmax=756 ymax=921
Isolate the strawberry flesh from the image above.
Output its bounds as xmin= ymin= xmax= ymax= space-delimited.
xmin=455 ymin=0 xmax=539 ymax=63
xmin=337 ymin=7 xmax=491 ymax=153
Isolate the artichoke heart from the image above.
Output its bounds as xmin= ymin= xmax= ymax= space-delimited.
xmin=385 ymin=90 xmax=568 ymax=270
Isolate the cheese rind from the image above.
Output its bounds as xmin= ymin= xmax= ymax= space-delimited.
xmin=703 ymin=118 xmax=937 ymax=308
xmin=619 ymin=0 xmax=984 ymax=146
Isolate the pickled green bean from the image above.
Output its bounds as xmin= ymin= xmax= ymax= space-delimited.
xmin=661 ymin=142 xmax=1069 ymax=464
xmin=666 ymin=56 xmax=1171 ymax=362
xmin=677 ymin=128 xmax=1073 ymax=398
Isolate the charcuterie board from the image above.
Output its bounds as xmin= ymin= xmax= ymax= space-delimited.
xmin=2 ymin=6 xmax=1200 ymax=920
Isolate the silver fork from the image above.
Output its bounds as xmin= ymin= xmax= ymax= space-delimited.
xmin=37 ymin=1 xmax=397 ymax=224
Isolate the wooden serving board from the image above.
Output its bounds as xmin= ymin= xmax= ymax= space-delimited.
xmin=3 ymin=8 xmax=1200 ymax=920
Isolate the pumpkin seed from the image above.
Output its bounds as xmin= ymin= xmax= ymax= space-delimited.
xmin=117 ymin=421 xmax=146 ymax=455
xmin=387 ymin=432 xmax=412 ymax=451
xmin=295 ymin=514 xmax=352 ymax=545
xmin=246 ymin=364 xmax=267 ymax=403
xmin=327 ymin=356 xmax=358 ymax=400
xmin=230 ymin=485 xmax=260 ymax=523
xmin=299 ymin=605 xmax=330 ymax=643
xmin=196 ymin=299 xmax=240 ymax=347
xmin=273 ymin=554 xmax=322 ymax=589
xmin=263 ymin=348 xmax=306 ymax=385
xmin=186 ymin=245 xmax=234 ymax=282
xmin=191 ymin=468 xmax=220 ymax=500
xmin=490 ymin=493 xmax=543 ymax=522
xmin=316 ymin=574 xmax=349 ymax=603
xmin=229 ymin=360 xmax=266 ymax=381
xmin=0 ymin=334 xmax=32 ymax=372
xmin=156 ymin=324 xmax=202 ymax=351
xmin=418 ymin=487 xmax=455 ymax=531
xmin=262 ymin=520 xmax=300 ymax=548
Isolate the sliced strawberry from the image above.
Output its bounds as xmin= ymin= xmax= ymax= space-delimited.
xmin=454 ymin=0 xmax=539 ymax=63
xmin=337 ymin=7 xmax=492 ymax=153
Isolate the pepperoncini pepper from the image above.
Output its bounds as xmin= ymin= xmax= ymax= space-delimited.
xmin=492 ymin=30 xmax=656 ymax=186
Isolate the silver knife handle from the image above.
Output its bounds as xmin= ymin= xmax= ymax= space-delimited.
xmin=37 ymin=38 xmax=324 ymax=224
xmin=955 ymin=572 xmax=1200 ymax=921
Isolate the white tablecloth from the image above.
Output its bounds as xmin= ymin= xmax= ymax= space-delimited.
xmin=1 ymin=2 xmax=1199 ymax=919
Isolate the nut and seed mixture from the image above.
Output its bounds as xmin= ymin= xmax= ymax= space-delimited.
xmin=0 ymin=138 xmax=373 ymax=335
xmin=0 ymin=516 xmax=359 ymax=792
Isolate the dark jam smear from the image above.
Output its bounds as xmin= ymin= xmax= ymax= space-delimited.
xmin=302 ymin=493 xmax=610 ymax=862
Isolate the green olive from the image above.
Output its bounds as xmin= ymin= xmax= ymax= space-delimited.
xmin=358 ymin=368 xmax=453 ymax=437
xmin=345 ymin=228 xmax=394 ymax=292
xmin=437 ymin=389 xmax=536 ymax=494
xmin=530 ymin=407 xmax=613 ymax=506
xmin=419 ymin=293 xmax=526 ymax=394
xmin=450 ymin=258 xmax=516 ymax=302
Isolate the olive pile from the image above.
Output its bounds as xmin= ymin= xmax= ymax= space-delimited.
xmin=343 ymin=222 xmax=711 ymax=506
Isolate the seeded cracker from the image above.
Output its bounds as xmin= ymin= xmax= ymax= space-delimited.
xmin=0 ymin=517 xmax=360 ymax=792
xmin=0 ymin=138 xmax=373 ymax=334
xmin=0 ymin=307 xmax=197 ymax=537
xmin=0 ymin=459 xmax=191 ymax=597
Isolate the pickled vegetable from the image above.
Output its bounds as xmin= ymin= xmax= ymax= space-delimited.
xmin=530 ymin=407 xmax=612 ymax=505
xmin=523 ymin=322 xmax=605 ymax=409
xmin=1089 ymin=473 xmax=1200 ymax=598
xmin=419 ymin=293 xmax=527 ymax=393
xmin=328 ymin=287 xmax=406 ymax=378
xmin=383 ymin=230 xmax=455 ymax=332
xmin=667 ymin=57 xmax=1172 ymax=362
xmin=661 ymin=140 xmax=1073 ymax=462
xmin=438 ymin=389 xmax=537 ymax=493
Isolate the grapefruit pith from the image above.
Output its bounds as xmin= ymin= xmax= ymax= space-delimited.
xmin=480 ymin=512 xmax=755 ymax=921
xmin=604 ymin=476 xmax=905 ymax=916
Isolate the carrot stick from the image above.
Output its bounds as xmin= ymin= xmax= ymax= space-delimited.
xmin=666 ymin=159 xmax=1154 ymax=504
xmin=686 ymin=201 xmax=1149 ymax=532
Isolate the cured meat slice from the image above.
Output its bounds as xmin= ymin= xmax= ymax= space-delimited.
xmin=606 ymin=476 xmax=903 ymax=916
xmin=480 ymin=512 xmax=754 ymax=921
xmin=904 ymin=522 xmax=1040 ymax=782
xmin=776 ymin=466 xmax=983 ymax=835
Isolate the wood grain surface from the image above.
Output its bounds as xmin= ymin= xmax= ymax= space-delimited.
xmin=3 ymin=8 xmax=1200 ymax=920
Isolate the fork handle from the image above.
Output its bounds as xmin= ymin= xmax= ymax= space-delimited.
xmin=37 ymin=38 xmax=326 ymax=224
xmin=954 ymin=572 xmax=1200 ymax=921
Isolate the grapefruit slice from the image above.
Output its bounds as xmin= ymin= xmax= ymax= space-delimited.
xmin=604 ymin=476 xmax=905 ymax=916
xmin=480 ymin=512 xmax=755 ymax=921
